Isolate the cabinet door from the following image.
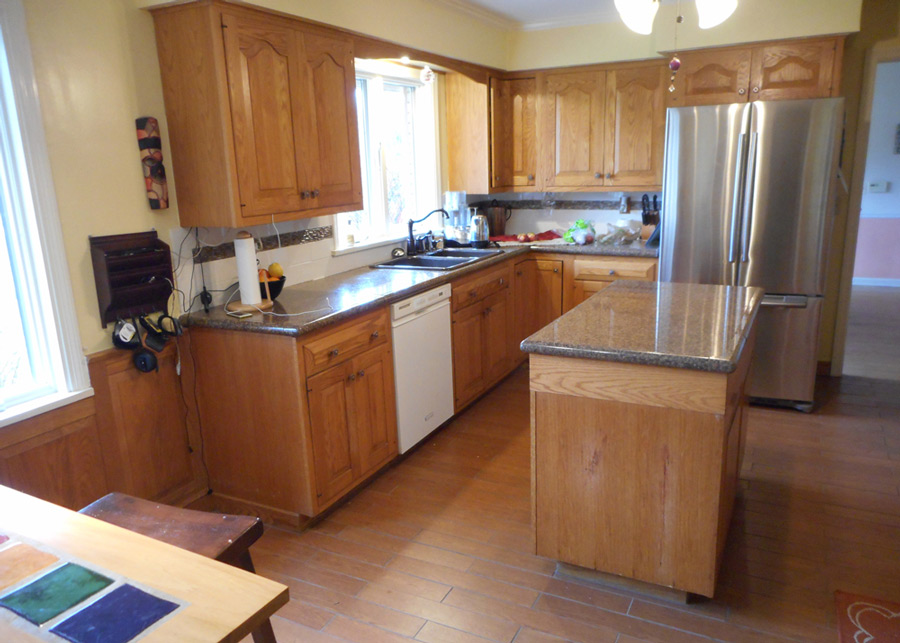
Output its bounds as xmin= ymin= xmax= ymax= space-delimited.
xmin=539 ymin=70 xmax=606 ymax=189
xmin=572 ymin=279 xmax=611 ymax=307
xmin=482 ymin=289 xmax=512 ymax=384
xmin=307 ymin=361 xmax=357 ymax=504
xmin=452 ymin=301 xmax=485 ymax=410
xmin=351 ymin=345 xmax=398 ymax=475
xmin=491 ymin=77 xmax=536 ymax=190
xmin=605 ymin=66 xmax=666 ymax=188
xmin=667 ymin=48 xmax=752 ymax=107
xmin=222 ymin=13 xmax=306 ymax=218
xmin=296 ymin=30 xmax=363 ymax=210
xmin=515 ymin=258 xmax=562 ymax=343
xmin=749 ymin=39 xmax=837 ymax=101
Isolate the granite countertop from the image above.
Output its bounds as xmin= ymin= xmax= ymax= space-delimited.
xmin=499 ymin=238 xmax=659 ymax=258
xmin=181 ymin=247 xmax=530 ymax=337
xmin=521 ymin=281 xmax=763 ymax=373
xmin=182 ymin=241 xmax=659 ymax=338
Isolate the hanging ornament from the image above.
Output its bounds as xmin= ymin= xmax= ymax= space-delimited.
xmin=668 ymin=12 xmax=684 ymax=93
xmin=420 ymin=65 xmax=435 ymax=84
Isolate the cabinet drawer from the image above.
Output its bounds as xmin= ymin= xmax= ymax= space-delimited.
xmin=573 ymin=257 xmax=657 ymax=282
xmin=452 ymin=262 xmax=511 ymax=312
xmin=302 ymin=308 xmax=388 ymax=376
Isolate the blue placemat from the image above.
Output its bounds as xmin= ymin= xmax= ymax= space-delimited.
xmin=51 ymin=584 xmax=179 ymax=643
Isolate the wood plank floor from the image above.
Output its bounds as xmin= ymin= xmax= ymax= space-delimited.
xmin=246 ymin=367 xmax=900 ymax=643
xmin=843 ymin=285 xmax=900 ymax=380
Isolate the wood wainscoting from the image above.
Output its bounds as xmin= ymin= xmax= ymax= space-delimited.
xmin=0 ymin=338 xmax=207 ymax=510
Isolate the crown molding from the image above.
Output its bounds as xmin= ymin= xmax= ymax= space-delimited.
xmin=520 ymin=9 xmax=621 ymax=31
xmin=427 ymin=0 xmax=520 ymax=31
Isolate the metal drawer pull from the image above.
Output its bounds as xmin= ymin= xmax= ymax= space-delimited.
xmin=752 ymin=86 xmax=759 ymax=93
xmin=357 ymin=370 xmax=365 ymax=378
xmin=370 ymin=330 xmax=379 ymax=339
xmin=606 ymin=173 xmax=612 ymax=179
xmin=527 ymin=174 xmax=534 ymax=181
xmin=553 ymin=268 xmax=559 ymax=273
xmin=484 ymin=307 xmax=492 ymax=315
xmin=312 ymin=189 xmax=320 ymax=197
xmin=301 ymin=191 xmax=310 ymax=199
xmin=738 ymin=88 xmax=746 ymax=95
xmin=499 ymin=278 xmax=504 ymax=285
xmin=347 ymin=373 xmax=356 ymax=381
xmin=469 ymin=291 xmax=477 ymax=297
xmin=595 ymin=172 xmax=601 ymax=179
xmin=329 ymin=349 xmax=339 ymax=357
xmin=608 ymin=270 xmax=616 ymax=275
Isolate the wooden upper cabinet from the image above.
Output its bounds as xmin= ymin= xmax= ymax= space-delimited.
xmin=750 ymin=39 xmax=838 ymax=101
xmin=296 ymin=31 xmax=363 ymax=210
xmin=491 ymin=77 xmax=536 ymax=191
xmin=222 ymin=14 xmax=305 ymax=217
xmin=539 ymin=70 xmax=606 ymax=189
xmin=669 ymin=37 xmax=842 ymax=107
xmin=668 ymin=48 xmax=753 ymax=106
xmin=604 ymin=65 xmax=666 ymax=187
xmin=151 ymin=2 xmax=362 ymax=228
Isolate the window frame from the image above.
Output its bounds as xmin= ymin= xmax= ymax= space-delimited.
xmin=334 ymin=61 xmax=440 ymax=252
xmin=0 ymin=0 xmax=91 ymax=428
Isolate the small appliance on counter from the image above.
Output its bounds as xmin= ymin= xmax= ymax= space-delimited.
xmin=467 ymin=207 xmax=490 ymax=248
xmin=485 ymin=200 xmax=512 ymax=236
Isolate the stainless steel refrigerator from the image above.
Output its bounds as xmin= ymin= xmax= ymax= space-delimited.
xmin=659 ymin=98 xmax=843 ymax=411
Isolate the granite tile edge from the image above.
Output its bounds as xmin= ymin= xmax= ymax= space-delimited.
xmin=519 ymin=341 xmax=738 ymax=373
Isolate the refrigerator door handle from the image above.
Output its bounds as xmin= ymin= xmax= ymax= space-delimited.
xmin=740 ymin=132 xmax=759 ymax=263
xmin=760 ymin=294 xmax=808 ymax=308
xmin=728 ymin=133 xmax=747 ymax=264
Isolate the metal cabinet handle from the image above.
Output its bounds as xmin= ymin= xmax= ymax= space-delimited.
xmin=357 ymin=370 xmax=365 ymax=378
xmin=608 ymin=270 xmax=616 ymax=275
xmin=347 ymin=373 xmax=356 ymax=382
xmin=469 ymin=291 xmax=477 ymax=298
xmin=516 ymin=271 xmax=523 ymax=276
xmin=527 ymin=174 xmax=534 ymax=181
xmin=370 ymin=330 xmax=379 ymax=339
xmin=329 ymin=349 xmax=339 ymax=357
xmin=301 ymin=191 xmax=310 ymax=199
xmin=738 ymin=88 xmax=746 ymax=96
xmin=499 ymin=278 xmax=504 ymax=286
xmin=606 ymin=173 xmax=612 ymax=180
xmin=752 ymin=86 xmax=759 ymax=94
xmin=594 ymin=172 xmax=602 ymax=179
xmin=553 ymin=268 xmax=559 ymax=273
xmin=484 ymin=306 xmax=492 ymax=316
xmin=312 ymin=189 xmax=320 ymax=197
xmin=494 ymin=176 xmax=500 ymax=182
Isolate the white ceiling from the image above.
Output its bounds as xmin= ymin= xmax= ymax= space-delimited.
xmin=433 ymin=0 xmax=624 ymax=30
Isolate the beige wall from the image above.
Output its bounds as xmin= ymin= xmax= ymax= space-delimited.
xmin=819 ymin=0 xmax=900 ymax=365
xmin=508 ymin=0 xmax=862 ymax=70
xmin=24 ymin=0 xmax=182 ymax=354
xmin=22 ymin=0 xmax=866 ymax=357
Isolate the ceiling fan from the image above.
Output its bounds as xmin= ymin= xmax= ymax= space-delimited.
xmin=614 ymin=0 xmax=738 ymax=34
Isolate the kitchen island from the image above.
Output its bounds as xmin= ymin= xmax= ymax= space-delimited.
xmin=521 ymin=280 xmax=762 ymax=598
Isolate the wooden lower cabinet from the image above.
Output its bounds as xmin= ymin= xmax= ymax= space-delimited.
xmin=569 ymin=256 xmax=658 ymax=310
xmin=190 ymin=308 xmax=397 ymax=524
xmin=451 ymin=261 xmax=514 ymax=411
xmin=513 ymin=257 xmax=563 ymax=346
xmin=308 ymin=343 xmax=397 ymax=506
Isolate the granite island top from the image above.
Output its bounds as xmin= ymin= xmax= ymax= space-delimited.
xmin=521 ymin=280 xmax=763 ymax=373
xmin=181 ymin=241 xmax=659 ymax=338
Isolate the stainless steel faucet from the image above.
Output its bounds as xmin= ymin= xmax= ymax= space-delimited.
xmin=407 ymin=209 xmax=449 ymax=255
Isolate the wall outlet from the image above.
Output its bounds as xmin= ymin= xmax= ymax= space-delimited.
xmin=866 ymin=180 xmax=889 ymax=193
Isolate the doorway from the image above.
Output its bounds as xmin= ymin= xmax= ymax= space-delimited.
xmin=843 ymin=59 xmax=900 ymax=380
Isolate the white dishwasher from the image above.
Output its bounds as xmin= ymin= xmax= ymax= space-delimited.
xmin=391 ymin=284 xmax=455 ymax=454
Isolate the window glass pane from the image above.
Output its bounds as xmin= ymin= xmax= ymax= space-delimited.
xmin=0 ymin=213 xmax=35 ymax=406
xmin=381 ymin=83 xmax=417 ymax=237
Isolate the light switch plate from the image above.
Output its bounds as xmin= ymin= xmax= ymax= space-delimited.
xmin=866 ymin=180 xmax=889 ymax=193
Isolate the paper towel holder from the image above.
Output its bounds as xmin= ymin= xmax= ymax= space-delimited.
xmin=224 ymin=230 xmax=274 ymax=314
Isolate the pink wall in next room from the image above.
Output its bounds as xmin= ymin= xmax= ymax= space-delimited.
xmin=853 ymin=218 xmax=900 ymax=280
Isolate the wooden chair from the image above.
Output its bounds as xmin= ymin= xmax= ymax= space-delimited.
xmin=80 ymin=493 xmax=276 ymax=643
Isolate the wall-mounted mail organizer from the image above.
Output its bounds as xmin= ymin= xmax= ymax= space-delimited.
xmin=90 ymin=231 xmax=173 ymax=328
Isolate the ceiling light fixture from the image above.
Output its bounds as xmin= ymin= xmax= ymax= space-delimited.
xmin=613 ymin=0 xmax=659 ymax=35
xmin=615 ymin=0 xmax=737 ymax=34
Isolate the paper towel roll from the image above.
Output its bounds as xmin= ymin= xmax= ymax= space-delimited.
xmin=234 ymin=231 xmax=262 ymax=306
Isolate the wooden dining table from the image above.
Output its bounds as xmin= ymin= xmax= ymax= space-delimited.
xmin=0 ymin=485 xmax=288 ymax=642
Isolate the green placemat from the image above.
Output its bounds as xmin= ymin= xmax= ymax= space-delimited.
xmin=0 ymin=563 xmax=113 ymax=625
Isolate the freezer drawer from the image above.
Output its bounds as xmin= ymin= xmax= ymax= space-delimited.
xmin=746 ymin=295 xmax=822 ymax=406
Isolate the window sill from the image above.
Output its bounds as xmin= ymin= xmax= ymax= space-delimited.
xmin=0 ymin=387 xmax=95 ymax=430
xmin=332 ymin=236 xmax=406 ymax=257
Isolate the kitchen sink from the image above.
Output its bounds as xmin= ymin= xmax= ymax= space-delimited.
xmin=372 ymin=248 xmax=503 ymax=271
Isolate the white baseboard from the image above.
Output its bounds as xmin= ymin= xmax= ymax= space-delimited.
xmin=852 ymin=277 xmax=900 ymax=287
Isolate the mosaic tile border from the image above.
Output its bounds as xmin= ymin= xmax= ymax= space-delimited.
xmin=193 ymin=225 xmax=333 ymax=264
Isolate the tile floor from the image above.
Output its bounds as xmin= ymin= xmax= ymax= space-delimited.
xmin=842 ymin=285 xmax=900 ymax=380
xmin=242 ymin=362 xmax=900 ymax=643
